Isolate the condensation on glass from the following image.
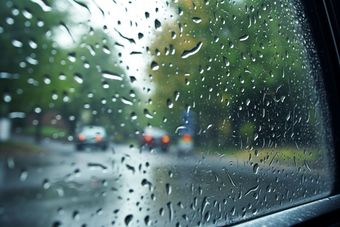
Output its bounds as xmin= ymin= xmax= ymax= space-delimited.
xmin=0 ymin=0 xmax=335 ymax=226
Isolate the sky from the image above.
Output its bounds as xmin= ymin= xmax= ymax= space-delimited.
xmin=38 ymin=0 xmax=180 ymax=94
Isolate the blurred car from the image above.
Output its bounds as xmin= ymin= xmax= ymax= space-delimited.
xmin=177 ymin=129 xmax=194 ymax=154
xmin=140 ymin=127 xmax=170 ymax=151
xmin=76 ymin=125 xmax=108 ymax=151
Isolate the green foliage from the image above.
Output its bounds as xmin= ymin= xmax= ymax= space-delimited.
xmin=22 ymin=126 xmax=68 ymax=138
xmin=0 ymin=0 xmax=141 ymax=140
xmin=239 ymin=122 xmax=255 ymax=141
xmin=146 ymin=0 xmax=322 ymax=148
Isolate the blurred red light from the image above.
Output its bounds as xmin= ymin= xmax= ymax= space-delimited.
xmin=183 ymin=134 xmax=191 ymax=142
xmin=144 ymin=134 xmax=152 ymax=142
xmin=79 ymin=133 xmax=86 ymax=141
xmin=95 ymin=134 xmax=102 ymax=142
xmin=162 ymin=135 xmax=170 ymax=144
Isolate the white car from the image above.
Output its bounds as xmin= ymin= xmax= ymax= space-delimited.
xmin=75 ymin=126 xmax=108 ymax=151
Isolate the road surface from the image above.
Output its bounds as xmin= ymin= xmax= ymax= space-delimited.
xmin=0 ymin=135 xmax=333 ymax=227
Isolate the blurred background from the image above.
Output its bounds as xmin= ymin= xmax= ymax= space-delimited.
xmin=0 ymin=0 xmax=334 ymax=226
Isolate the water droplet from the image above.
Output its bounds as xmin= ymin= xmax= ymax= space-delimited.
xmin=125 ymin=215 xmax=133 ymax=226
xmin=304 ymin=160 xmax=311 ymax=171
xmin=103 ymin=45 xmax=111 ymax=54
xmin=83 ymin=62 xmax=90 ymax=68
xmin=52 ymin=221 xmax=62 ymax=227
xmin=155 ymin=19 xmax=162 ymax=31
xmin=129 ymin=51 xmax=142 ymax=55
xmin=144 ymin=216 xmax=151 ymax=226
xmin=74 ymin=73 xmax=83 ymax=84
xmin=269 ymin=152 xmax=278 ymax=166
xmin=151 ymin=61 xmax=159 ymax=70
xmin=20 ymin=170 xmax=28 ymax=181
xmin=167 ymin=202 xmax=173 ymax=222
xmin=121 ymin=97 xmax=133 ymax=106
xmin=58 ymin=207 xmax=64 ymax=215
xmin=223 ymin=56 xmax=230 ymax=66
xmin=174 ymin=91 xmax=180 ymax=101
xmin=73 ymin=211 xmax=80 ymax=220
xmin=28 ymin=39 xmax=38 ymax=49
xmin=26 ymin=56 xmax=38 ymax=65
xmin=166 ymin=183 xmax=172 ymax=195
xmin=96 ymin=208 xmax=103 ymax=215
xmin=204 ymin=212 xmax=211 ymax=222
xmin=239 ymin=75 xmax=244 ymax=83
xmin=102 ymin=81 xmax=109 ymax=89
xmin=246 ymin=98 xmax=250 ymax=106
xmin=88 ymin=163 xmax=107 ymax=170
xmin=245 ymin=185 xmax=259 ymax=196
xmin=167 ymin=98 xmax=173 ymax=108
xmin=130 ymin=76 xmax=137 ymax=84
xmin=56 ymin=187 xmax=64 ymax=197
xmin=181 ymin=41 xmax=203 ymax=58
xmin=12 ymin=39 xmax=23 ymax=48
xmin=239 ymin=34 xmax=249 ymax=41
xmin=171 ymin=31 xmax=176 ymax=39
xmin=170 ymin=44 xmax=175 ymax=55
xmin=159 ymin=208 xmax=164 ymax=216
xmin=43 ymin=179 xmax=50 ymax=189
xmin=102 ymin=71 xmax=123 ymax=81
xmin=257 ymin=50 xmax=263 ymax=58
xmin=7 ymin=157 xmax=15 ymax=169
xmin=229 ymin=41 xmax=234 ymax=48
xmin=192 ymin=17 xmax=202 ymax=23
xmin=141 ymin=178 xmax=153 ymax=191
xmin=43 ymin=75 xmax=51 ymax=84
xmin=68 ymin=53 xmax=76 ymax=62
xmin=115 ymin=28 xmax=136 ymax=44
xmin=222 ymin=167 xmax=237 ymax=188
xmin=6 ymin=17 xmax=14 ymax=25
xmin=31 ymin=0 xmax=52 ymax=12
xmin=253 ymin=163 xmax=259 ymax=174
xmin=131 ymin=112 xmax=137 ymax=120
xmin=126 ymin=164 xmax=135 ymax=173
xmin=144 ymin=109 xmax=153 ymax=119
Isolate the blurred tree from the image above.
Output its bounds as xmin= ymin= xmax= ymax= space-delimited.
xmin=146 ymin=0 xmax=321 ymax=149
xmin=0 ymin=0 xmax=140 ymax=143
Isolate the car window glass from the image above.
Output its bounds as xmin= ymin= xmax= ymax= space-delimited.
xmin=0 ymin=0 xmax=335 ymax=226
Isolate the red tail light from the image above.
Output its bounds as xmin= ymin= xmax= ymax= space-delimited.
xmin=162 ymin=135 xmax=170 ymax=144
xmin=79 ymin=133 xmax=86 ymax=141
xmin=144 ymin=134 xmax=152 ymax=142
xmin=183 ymin=134 xmax=191 ymax=142
xmin=95 ymin=134 xmax=102 ymax=142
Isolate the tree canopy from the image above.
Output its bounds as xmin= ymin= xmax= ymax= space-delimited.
xmin=145 ymin=0 xmax=322 ymax=149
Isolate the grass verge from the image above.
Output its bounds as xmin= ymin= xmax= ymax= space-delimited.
xmin=0 ymin=140 xmax=45 ymax=157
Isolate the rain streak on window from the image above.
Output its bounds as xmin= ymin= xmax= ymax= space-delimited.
xmin=0 ymin=0 xmax=335 ymax=226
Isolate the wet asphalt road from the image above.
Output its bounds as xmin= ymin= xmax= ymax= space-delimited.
xmin=0 ymin=137 xmax=333 ymax=227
